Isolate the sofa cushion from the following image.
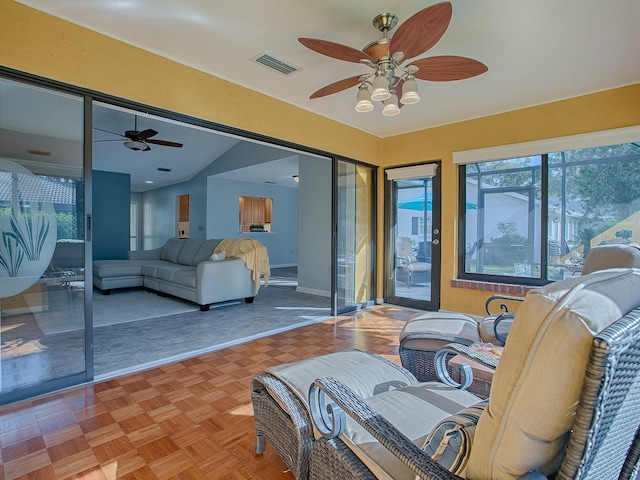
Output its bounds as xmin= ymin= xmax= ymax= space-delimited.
xmin=140 ymin=260 xmax=175 ymax=279
xmin=177 ymin=238 xmax=204 ymax=266
xmin=421 ymin=399 xmax=488 ymax=476
xmin=160 ymin=238 xmax=185 ymax=263
xmin=192 ymin=239 xmax=223 ymax=265
xmin=467 ymin=268 xmax=640 ymax=479
xmin=93 ymin=259 xmax=147 ymax=278
xmin=157 ymin=264 xmax=195 ymax=283
xmin=173 ymin=270 xmax=197 ymax=288
xmin=340 ymin=382 xmax=481 ymax=480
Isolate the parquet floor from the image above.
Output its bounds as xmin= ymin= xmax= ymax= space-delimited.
xmin=0 ymin=305 xmax=416 ymax=479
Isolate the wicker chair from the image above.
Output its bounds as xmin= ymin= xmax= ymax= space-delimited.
xmin=306 ymin=269 xmax=640 ymax=479
xmin=399 ymin=243 xmax=640 ymax=383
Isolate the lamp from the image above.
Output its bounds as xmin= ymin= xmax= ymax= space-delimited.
xmin=354 ymin=84 xmax=374 ymax=112
xmin=400 ymin=75 xmax=420 ymax=105
xmin=382 ymin=90 xmax=400 ymax=116
xmin=370 ymin=73 xmax=391 ymax=101
xmin=124 ymin=140 xmax=148 ymax=151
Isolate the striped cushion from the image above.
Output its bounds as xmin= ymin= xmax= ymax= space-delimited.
xmin=421 ymin=399 xmax=489 ymax=476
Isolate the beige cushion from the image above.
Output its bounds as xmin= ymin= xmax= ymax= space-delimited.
xmin=581 ymin=243 xmax=640 ymax=275
xmin=400 ymin=312 xmax=482 ymax=350
xmin=467 ymin=268 xmax=640 ymax=479
xmin=340 ymin=382 xmax=482 ymax=480
xmin=267 ymin=349 xmax=417 ymax=423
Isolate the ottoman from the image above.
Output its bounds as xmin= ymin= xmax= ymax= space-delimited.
xmin=251 ymin=349 xmax=417 ymax=479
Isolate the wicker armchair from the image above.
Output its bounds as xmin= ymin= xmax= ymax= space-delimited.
xmin=307 ymin=269 xmax=640 ymax=480
xmin=400 ymin=243 xmax=640 ymax=383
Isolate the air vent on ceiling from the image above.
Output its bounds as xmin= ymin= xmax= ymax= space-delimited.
xmin=157 ymin=167 xmax=172 ymax=172
xmin=251 ymin=52 xmax=301 ymax=76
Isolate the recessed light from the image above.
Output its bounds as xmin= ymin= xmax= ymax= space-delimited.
xmin=145 ymin=180 xmax=154 ymax=184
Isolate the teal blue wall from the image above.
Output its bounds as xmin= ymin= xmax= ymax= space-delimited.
xmin=93 ymin=170 xmax=130 ymax=260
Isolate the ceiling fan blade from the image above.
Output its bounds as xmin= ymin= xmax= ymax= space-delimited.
xmin=299 ymin=38 xmax=372 ymax=64
xmin=146 ymin=139 xmax=184 ymax=148
xmin=390 ymin=2 xmax=452 ymax=60
xmin=309 ymin=75 xmax=363 ymax=99
xmin=411 ymin=56 xmax=488 ymax=81
xmin=138 ymin=129 xmax=158 ymax=140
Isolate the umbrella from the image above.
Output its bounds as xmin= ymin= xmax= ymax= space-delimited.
xmin=398 ymin=194 xmax=476 ymax=211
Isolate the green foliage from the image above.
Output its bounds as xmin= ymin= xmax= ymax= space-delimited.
xmin=56 ymin=212 xmax=78 ymax=239
xmin=490 ymin=221 xmax=527 ymax=244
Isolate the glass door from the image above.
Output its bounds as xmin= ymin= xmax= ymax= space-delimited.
xmin=386 ymin=165 xmax=441 ymax=310
xmin=0 ymin=77 xmax=89 ymax=404
xmin=335 ymin=160 xmax=375 ymax=314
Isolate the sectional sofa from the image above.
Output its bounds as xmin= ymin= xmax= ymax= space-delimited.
xmin=93 ymin=237 xmax=263 ymax=311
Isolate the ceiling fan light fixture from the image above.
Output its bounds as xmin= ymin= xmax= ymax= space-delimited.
xmin=355 ymin=84 xmax=374 ymax=112
xmin=124 ymin=140 xmax=148 ymax=151
xmin=400 ymin=76 xmax=420 ymax=105
xmin=371 ymin=73 xmax=391 ymax=101
xmin=382 ymin=91 xmax=400 ymax=116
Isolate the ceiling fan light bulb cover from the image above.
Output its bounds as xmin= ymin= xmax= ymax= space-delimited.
xmin=355 ymin=85 xmax=374 ymax=112
xmin=382 ymin=93 xmax=400 ymax=116
xmin=124 ymin=140 xmax=147 ymax=151
xmin=401 ymin=77 xmax=420 ymax=105
xmin=371 ymin=74 xmax=391 ymax=101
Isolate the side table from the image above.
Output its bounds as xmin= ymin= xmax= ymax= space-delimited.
xmin=450 ymin=346 xmax=503 ymax=399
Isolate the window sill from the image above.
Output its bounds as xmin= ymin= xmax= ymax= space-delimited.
xmin=451 ymin=279 xmax=533 ymax=295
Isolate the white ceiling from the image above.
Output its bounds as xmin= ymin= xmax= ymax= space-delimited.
xmin=16 ymin=0 xmax=640 ymax=138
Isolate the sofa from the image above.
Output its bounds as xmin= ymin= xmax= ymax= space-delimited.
xmin=93 ymin=237 xmax=268 ymax=311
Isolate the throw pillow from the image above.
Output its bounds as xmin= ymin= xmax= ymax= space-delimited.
xmin=210 ymin=251 xmax=226 ymax=261
xmin=420 ymin=399 xmax=489 ymax=477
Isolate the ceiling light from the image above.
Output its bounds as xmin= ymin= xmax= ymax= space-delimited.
xmin=145 ymin=180 xmax=154 ymax=184
xmin=292 ymin=175 xmax=299 ymax=182
xmin=400 ymin=75 xmax=420 ymax=105
xmin=124 ymin=140 xmax=147 ymax=151
xmin=370 ymin=73 xmax=391 ymax=101
xmin=382 ymin=91 xmax=400 ymax=116
xmin=354 ymin=84 xmax=374 ymax=113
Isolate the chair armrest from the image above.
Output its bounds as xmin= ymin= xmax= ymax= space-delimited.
xmin=308 ymin=376 xmax=463 ymax=480
xmin=485 ymin=294 xmax=524 ymax=315
xmin=434 ymin=343 xmax=499 ymax=390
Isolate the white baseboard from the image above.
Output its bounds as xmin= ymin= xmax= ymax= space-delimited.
xmin=270 ymin=263 xmax=297 ymax=268
xmin=296 ymin=286 xmax=331 ymax=297
xmin=376 ymin=297 xmax=385 ymax=304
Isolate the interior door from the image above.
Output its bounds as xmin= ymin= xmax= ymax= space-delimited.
xmin=386 ymin=164 xmax=441 ymax=311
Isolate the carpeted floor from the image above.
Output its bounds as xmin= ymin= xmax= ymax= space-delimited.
xmin=30 ymin=287 xmax=205 ymax=334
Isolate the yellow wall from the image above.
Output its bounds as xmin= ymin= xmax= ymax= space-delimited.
xmin=2 ymin=0 xmax=640 ymax=315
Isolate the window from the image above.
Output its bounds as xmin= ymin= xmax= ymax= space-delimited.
xmin=411 ymin=216 xmax=424 ymax=235
xmin=239 ymin=196 xmax=272 ymax=233
xmin=460 ymin=141 xmax=640 ymax=284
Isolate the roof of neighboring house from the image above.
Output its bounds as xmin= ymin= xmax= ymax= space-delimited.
xmin=0 ymin=173 xmax=77 ymax=209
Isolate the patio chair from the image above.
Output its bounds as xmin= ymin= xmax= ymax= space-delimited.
xmin=396 ymin=237 xmax=431 ymax=287
xmin=306 ymin=268 xmax=640 ymax=479
xmin=399 ymin=243 xmax=640 ymax=382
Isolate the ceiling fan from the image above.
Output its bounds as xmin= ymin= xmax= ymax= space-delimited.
xmin=298 ymin=1 xmax=487 ymax=115
xmin=94 ymin=115 xmax=183 ymax=151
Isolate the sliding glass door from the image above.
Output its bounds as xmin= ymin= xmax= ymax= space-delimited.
xmin=0 ymin=76 xmax=90 ymax=404
xmin=335 ymin=160 xmax=375 ymax=314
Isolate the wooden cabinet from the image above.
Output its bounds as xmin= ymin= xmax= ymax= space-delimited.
xmin=239 ymin=196 xmax=272 ymax=232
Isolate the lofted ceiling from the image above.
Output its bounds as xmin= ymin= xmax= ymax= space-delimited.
xmin=15 ymin=0 xmax=640 ymax=138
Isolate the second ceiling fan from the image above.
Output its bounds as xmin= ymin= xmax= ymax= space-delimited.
xmin=298 ymin=1 xmax=487 ymax=115
xmin=94 ymin=115 xmax=184 ymax=152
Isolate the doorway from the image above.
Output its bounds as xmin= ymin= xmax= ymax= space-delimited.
xmin=386 ymin=163 xmax=441 ymax=311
